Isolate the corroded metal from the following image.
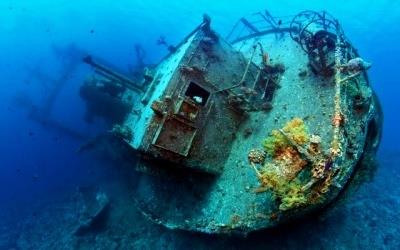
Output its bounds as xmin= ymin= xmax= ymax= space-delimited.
xmin=82 ymin=10 xmax=382 ymax=234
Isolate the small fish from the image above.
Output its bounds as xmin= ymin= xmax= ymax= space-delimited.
xmin=157 ymin=36 xmax=167 ymax=46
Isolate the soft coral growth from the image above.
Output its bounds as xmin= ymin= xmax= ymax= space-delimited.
xmin=252 ymin=118 xmax=311 ymax=211
xmin=263 ymin=118 xmax=309 ymax=157
xmin=257 ymin=167 xmax=307 ymax=211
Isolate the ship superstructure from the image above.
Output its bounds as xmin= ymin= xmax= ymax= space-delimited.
xmin=81 ymin=10 xmax=382 ymax=234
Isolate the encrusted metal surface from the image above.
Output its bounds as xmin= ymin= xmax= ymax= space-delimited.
xmin=83 ymin=11 xmax=382 ymax=234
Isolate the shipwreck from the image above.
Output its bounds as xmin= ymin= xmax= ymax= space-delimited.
xmin=80 ymin=10 xmax=382 ymax=234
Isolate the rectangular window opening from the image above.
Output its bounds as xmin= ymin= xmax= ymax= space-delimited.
xmin=185 ymin=81 xmax=210 ymax=106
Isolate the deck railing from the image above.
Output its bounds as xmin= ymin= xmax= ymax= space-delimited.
xmin=225 ymin=11 xmax=295 ymax=44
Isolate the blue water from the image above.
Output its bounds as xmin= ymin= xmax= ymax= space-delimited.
xmin=0 ymin=0 xmax=399 ymax=249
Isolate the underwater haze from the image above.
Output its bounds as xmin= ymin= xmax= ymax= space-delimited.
xmin=1 ymin=0 xmax=399 ymax=249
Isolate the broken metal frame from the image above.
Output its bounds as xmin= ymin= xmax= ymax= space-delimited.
xmin=289 ymin=10 xmax=342 ymax=53
xmin=287 ymin=10 xmax=370 ymax=83
xmin=22 ymin=54 xmax=89 ymax=141
xmin=226 ymin=10 xmax=295 ymax=44
xmin=83 ymin=56 xmax=144 ymax=93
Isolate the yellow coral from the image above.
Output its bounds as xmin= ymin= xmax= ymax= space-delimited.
xmin=263 ymin=130 xmax=287 ymax=156
xmin=263 ymin=118 xmax=309 ymax=157
xmin=257 ymin=168 xmax=307 ymax=211
xmin=279 ymin=183 xmax=308 ymax=211
xmin=257 ymin=167 xmax=284 ymax=189
xmin=282 ymin=118 xmax=309 ymax=145
xmin=251 ymin=118 xmax=312 ymax=211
